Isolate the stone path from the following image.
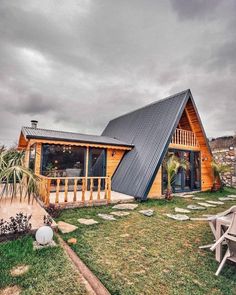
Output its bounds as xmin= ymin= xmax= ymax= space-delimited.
xmin=166 ymin=194 xmax=236 ymax=222
xmin=57 ymin=221 xmax=78 ymax=233
xmin=166 ymin=214 xmax=190 ymax=221
xmin=98 ymin=214 xmax=116 ymax=221
xmin=111 ymin=211 xmax=130 ymax=217
xmin=219 ymin=197 xmax=235 ymax=201
xmin=187 ymin=204 xmax=206 ymax=210
xmin=175 ymin=207 xmax=191 ymax=213
xmin=206 ymin=200 xmax=224 ymax=205
xmin=112 ymin=203 xmax=138 ymax=210
xmin=139 ymin=209 xmax=154 ymax=216
xmin=197 ymin=202 xmax=217 ymax=208
xmin=77 ymin=218 xmax=99 ymax=225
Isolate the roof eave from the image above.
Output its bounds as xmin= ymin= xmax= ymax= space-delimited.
xmin=25 ymin=135 xmax=134 ymax=149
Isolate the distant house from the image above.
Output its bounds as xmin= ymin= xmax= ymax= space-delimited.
xmin=18 ymin=89 xmax=213 ymax=204
xmin=209 ymin=136 xmax=236 ymax=187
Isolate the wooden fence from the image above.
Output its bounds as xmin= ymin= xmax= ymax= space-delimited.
xmin=171 ymin=128 xmax=198 ymax=147
xmin=37 ymin=175 xmax=111 ymax=206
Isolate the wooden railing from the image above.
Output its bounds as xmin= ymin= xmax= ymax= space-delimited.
xmin=171 ymin=128 xmax=198 ymax=147
xmin=37 ymin=175 xmax=111 ymax=206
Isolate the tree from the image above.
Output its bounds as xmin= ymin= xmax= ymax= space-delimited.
xmin=0 ymin=148 xmax=39 ymax=202
xmin=211 ymin=161 xmax=231 ymax=191
xmin=163 ymin=153 xmax=189 ymax=200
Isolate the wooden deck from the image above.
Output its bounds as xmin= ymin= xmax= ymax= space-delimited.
xmin=49 ymin=190 xmax=134 ymax=205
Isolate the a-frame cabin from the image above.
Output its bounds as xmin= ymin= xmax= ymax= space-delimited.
xmin=102 ymin=89 xmax=213 ymax=200
xmin=18 ymin=89 xmax=213 ymax=205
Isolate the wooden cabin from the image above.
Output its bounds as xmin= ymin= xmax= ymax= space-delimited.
xmin=18 ymin=89 xmax=213 ymax=206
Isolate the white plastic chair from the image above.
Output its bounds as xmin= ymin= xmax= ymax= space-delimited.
xmin=210 ymin=212 xmax=236 ymax=276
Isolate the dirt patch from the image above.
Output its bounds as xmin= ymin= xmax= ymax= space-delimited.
xmin=10 ymin=264 xmax=30 ymax=277
xmin=0 ymin=285 xmax=21 ymax=295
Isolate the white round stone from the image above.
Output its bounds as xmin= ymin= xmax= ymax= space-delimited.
xmin=35 ymin=226 xmax=53 ymax=245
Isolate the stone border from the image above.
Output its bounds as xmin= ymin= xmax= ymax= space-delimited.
xmin=57 ymin=234 xmax=111 ymax=295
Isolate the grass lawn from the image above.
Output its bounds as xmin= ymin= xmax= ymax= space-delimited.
xmin=57 ymin=187 xmax=236 ymax=295
xmin=0 ymin=235 xmax=88 ymax=295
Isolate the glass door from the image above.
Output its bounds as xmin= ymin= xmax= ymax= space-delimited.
xmin=162 ymin=149 xmax=201 ymax=193
xmin=89 ymin=148 xmax=106 ymax=189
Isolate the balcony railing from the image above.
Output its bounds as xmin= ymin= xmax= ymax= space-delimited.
xmin=37 ymin=175 xmax=111 ymax=207
xmin=171 ymin=128 xmax=198 ymax=147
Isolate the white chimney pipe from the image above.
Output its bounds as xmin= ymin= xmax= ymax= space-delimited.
xmin=31 ymin=120 xmax=38 ymax=129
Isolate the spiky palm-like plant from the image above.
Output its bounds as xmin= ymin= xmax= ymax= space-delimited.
xmin=211 ymin=161 xmax=231 ymax=191
xmin=163 ymin=153 xmax=189 ymax=200
xmin=0 ymin=148 xmax=39 ymax=202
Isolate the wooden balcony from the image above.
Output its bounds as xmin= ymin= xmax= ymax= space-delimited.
xmin=170 ymin=128 xmax=199 ymax=149
xmin=38 ymin=175 xmax=112 ymax=207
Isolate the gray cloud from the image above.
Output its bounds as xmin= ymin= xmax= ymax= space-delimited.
xmin=169 ymin=0 xmax=222 ymax=20
xmin=0 ymin=0 xmax=235 ymax=147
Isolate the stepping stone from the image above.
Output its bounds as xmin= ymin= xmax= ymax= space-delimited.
xmin=98 ymin=214 xmax=116 ymax=221
xmin=10 ymin=265 xmax=30 ymax=277
xmin=192 ymin=197 xmax=205 ymax=200
xmin=175 ymin=207 xmax=191 ymax=213
xmin=57 ymin=221 xmax=78 ymax=233
xmin=187 ymin=204 xmax=206 ymax=210
xmin=219 ymin=197 xmax=234 ymax=201
xmin=206 ymin=200 xmax=224 ymax=205
xmin=227 ymin=195 xmax=236 ymax=199
xmin=77 ymin=218 xmax=99 ymax=225
xmin=111 ymin=211 xmax=130 ymax=217
xmin=177 ymin=194 xmax=194 ymax=198
xmin=67 ymin=238 xmax=77 ymax=245
xmin=33 ymin=240 xmax=57 ymax=250
xmin=139 ymin=209 xmax=154 ymax=216
xmin=190 ymin=217 xmax=209 ymax=221
xmin=112 ymin=203 xmax=138 ymax=210
xmin=166 ymin=214 xmax=190 ymax=221
xmin=198 ymin=202 xmax=216 ymax=208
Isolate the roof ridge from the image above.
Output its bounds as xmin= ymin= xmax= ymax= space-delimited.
xmin=107 ymin=89 xmax=190 ymax=123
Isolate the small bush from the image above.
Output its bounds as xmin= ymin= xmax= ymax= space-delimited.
xmin=0 ymin=212 xmax=32 ymax=236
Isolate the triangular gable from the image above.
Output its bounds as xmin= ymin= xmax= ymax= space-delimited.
xmin=18 ymin=131 xmax=28 ymax=150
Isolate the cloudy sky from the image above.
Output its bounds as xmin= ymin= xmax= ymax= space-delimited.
xmin=0 ymin=0 xmax=236 ymax=146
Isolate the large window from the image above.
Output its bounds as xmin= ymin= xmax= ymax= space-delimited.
xmin=41 ymin=144 xmax=86 ymax=177
xmin=29 ymin=144 xmax=36 ymax=172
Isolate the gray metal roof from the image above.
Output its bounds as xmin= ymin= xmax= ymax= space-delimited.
xmin=21 ymin=127 xmax=133 ymax=148
xmin=102 ymin=89 xmax=193 ymax=200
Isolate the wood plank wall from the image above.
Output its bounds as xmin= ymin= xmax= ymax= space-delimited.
xmin=106 ymin=149 xmax=125 ymax=177
xmin=148 ymin=167 xmax=162 ymax=198
xmin=35 ymin=142 xmax=42 ymax=174
xmin=185 ymin=99 xmax=213 ymax=191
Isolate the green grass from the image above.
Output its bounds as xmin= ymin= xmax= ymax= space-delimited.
xmin=0 ymin=235 xmax=88 ymax=295
xmin=57 ymin=187 xmax=236 ymax=295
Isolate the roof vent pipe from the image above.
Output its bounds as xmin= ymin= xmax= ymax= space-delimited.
xmin=31 ymin=120 xmax=38 ymax=129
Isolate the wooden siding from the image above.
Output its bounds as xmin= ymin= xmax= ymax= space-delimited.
xmin=185 ymin=99 xmax=213 ymax=190
xmin=148 ymin=98 xmax=213 ymax=197
xmin=106 ymin=149 xmax=125 ymax=177
xmin=148 ymin=167 xmax=162 ymax=198
xmin=35 ymin=142 xmax=42 ymax=174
